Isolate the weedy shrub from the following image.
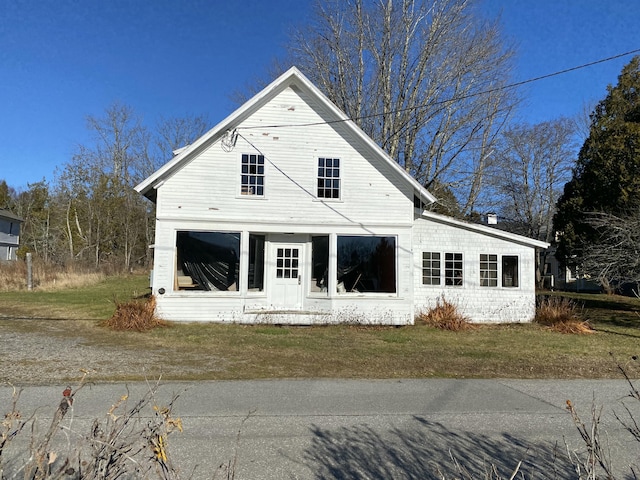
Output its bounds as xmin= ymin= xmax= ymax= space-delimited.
xmin=101 ymin=295 xmax=170 ymax=332
xmin=416 ymin=296 xmax=474 ymax=331
xmin=535 ymin=295 xmax=594 ymax=334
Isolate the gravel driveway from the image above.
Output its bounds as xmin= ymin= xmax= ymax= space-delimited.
xmin=0 ymin=318 xmax=176 ymax=385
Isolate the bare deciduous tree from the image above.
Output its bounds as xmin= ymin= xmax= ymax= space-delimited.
xmin=56 ymin=103 xmax=150 ymax=269
xmin=154 ymin=115 xmax=210 ymax=168
xmin=487 ymin=118 xmax=577 ymax=242
xmin=289 ymin=0 xmax=518 ymax=215
xmin=581 ymin=211 xmax=640 ymax=292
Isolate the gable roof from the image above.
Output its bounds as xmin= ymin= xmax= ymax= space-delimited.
xmin=420 ymin=210 xmax=550 ymax=249
xmin=0 ymin=209 xmax=23 ymax=223
xmin=135 ymin=66 xmax=437 ymax=205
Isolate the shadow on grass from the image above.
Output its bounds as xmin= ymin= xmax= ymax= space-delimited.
xmin=302 ymin=417 xmax=576 ymax=479
xmin=577 ymin=297 xmax=639 ymax=313
xmin=545 ymin=292 xmax=640 ymax=330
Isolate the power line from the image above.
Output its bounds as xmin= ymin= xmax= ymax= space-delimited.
xmin=240 ymin=48 xmax=640 ymax=131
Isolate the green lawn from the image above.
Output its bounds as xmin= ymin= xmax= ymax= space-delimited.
xmin=0 ymin=274 xmax=638 ymax=380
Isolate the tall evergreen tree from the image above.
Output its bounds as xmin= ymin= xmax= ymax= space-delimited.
xmin=553 ymin=56 xmax=640 ymax=268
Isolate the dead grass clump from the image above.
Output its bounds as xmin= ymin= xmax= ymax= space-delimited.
xmin=417 ymin=297 xmax=475 ymax=331
xmin=101 ymin=296 xmax=169 ymax=332
xmin=535 ymin=295 xmax=594 ymax=334
xmin=0 ymin=258 xmax=106 ymax=292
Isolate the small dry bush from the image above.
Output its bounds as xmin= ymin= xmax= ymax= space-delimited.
xmin=101 ymin=296 xmax=170 ymax=332
xmin=417 ymin=296 xmax=474 ymax=331
xmin=535 ymin=295 xmax=594 ymax=334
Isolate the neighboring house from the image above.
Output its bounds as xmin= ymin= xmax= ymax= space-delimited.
xmin=543 ymin=246 xmax=601 ymax=292
xmin=0 ymin=209 xmax=23 ymax=261
xmin=136 ymin=67 xmax=548 ymax=325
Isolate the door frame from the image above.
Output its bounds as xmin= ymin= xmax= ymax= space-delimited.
xmin=267 ymin=234 xmax=307 ymax=310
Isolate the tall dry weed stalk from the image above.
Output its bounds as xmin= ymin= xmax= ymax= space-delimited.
xmin=563 ymin=355 xmax=640 ymax=479
xmin=1 ymin=375 xmax=184 ymax=479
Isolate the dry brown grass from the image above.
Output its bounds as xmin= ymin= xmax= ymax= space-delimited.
xmin=535 ymin=295 xmax=594 ymax=334
xmin=417 ymin=296 xmax=475 ymax=331
xmin=0 ymin=259 xmax=105 ymax=292
xmin=101 ymin=296 xmax=170 ymax=332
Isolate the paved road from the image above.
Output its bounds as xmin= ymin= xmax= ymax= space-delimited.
xmin=1 ymin=379 xmax=638 ymax=479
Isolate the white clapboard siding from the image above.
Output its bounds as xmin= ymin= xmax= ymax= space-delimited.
xmin=413 ymin=216 xmax=538 ymax=323
xmin=156 ymin=86 xmax=414 ymax=227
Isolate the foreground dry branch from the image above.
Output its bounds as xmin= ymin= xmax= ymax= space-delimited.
xmin=0 ymin=376 xmax=183 ymax=479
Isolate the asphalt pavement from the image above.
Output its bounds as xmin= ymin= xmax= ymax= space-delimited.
xmin=1 ymin=379 xmax=638 ymax=479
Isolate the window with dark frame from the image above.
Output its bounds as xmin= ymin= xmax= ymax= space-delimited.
xmin=311 ymin=235 xmax=329 ymax=293
xmin=444 ymin=252 xmax=463 ymax=286
xmin=248 ymin=234 xmax=265 ymax=292
xmin=422 ymin=252 xmax=441 ymax=285
xmin=241 ymin=154 xmax=264 ymax=196
xmin=502 ymin=255 xmax=519 ymax=287
xmin=317 ymin=157 xmax=340 ymax=199
xmin=480 ymin=254 xmax=498 ymax=287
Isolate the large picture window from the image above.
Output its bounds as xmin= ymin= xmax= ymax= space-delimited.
xmin=241 ymin=154 xmax=264 ymax=196
xmin=175 ymin=231 xmax=240 ymax=291
xmin=336 ymin=236 xmax=396 ymax=293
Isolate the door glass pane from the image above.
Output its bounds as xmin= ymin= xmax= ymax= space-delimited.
xmin=277 ymin=247 xmax=300 ymax=280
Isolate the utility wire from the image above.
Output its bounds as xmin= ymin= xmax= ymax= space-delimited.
xmin=240 ymin=48 xmax=640 ymax=131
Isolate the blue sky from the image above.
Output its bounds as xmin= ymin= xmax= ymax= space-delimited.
xmin=1 ymin=0 xmax=639 ymax=190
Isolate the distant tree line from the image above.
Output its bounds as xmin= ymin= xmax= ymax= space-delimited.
xmin=0 ymin=104 xmax=208 ymax=271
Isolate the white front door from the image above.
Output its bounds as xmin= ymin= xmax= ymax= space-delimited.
xmin=270 ymin=241 xmax=304 ymax=310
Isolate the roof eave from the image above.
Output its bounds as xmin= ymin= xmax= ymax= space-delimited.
xmin=420 ymin=210 xmax=550 ymax=249
xmin=135 ymin=66 xmax=438 ymax=205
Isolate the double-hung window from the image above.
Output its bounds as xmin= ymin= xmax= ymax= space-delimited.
xmin=241 ymin=154 xmax=264 ymax=196
xmin=444 ymin=253 xmax=463 ymax=286
xmin=422 ymin=252 xmax=441 ymax=285
xmin=317 ymin=157 xmax=340 ymax=199
xmin=480 ymin=254 xmax=498 ymax=287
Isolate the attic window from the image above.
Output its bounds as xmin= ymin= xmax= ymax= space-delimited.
xmin=241 ymin=154 xmax=264 ymax=196
xmin=317 ymin=157 xmax=340 ymax=199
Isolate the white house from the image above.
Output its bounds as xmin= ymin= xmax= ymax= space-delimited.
xmin=0 ymin=209 xmax=23 ymax=261
xmin=136 ymin=67 xmax=548 ymax=325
